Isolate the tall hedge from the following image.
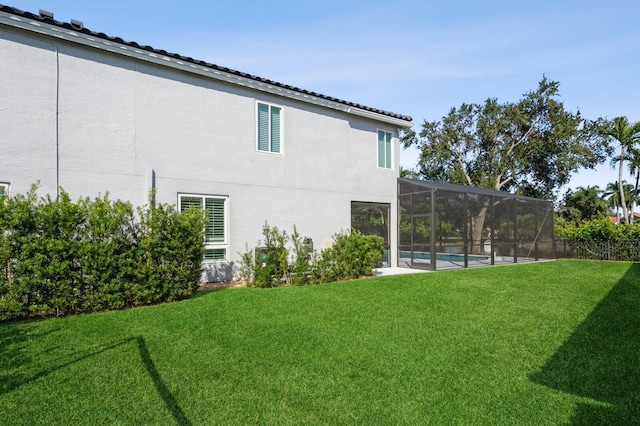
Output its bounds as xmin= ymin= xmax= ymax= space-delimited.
xmin=0 ymin=186 xmax=205 ymax=320
xmin=557 ymin=217 xmax=640 ymax=241
xmin=556 ymin=217 xmax=640 ymax=261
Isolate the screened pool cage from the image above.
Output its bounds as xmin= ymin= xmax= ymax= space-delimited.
xmin=397 ymin=179 xmax=555 ymax=271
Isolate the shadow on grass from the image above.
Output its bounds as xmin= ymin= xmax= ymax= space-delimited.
xmin=190 ymin=289 xmax=218 ymax=300
xmin=135 ymin=336 xmax=192 ymax=426
xmin=191 ymin=282 xmax=244 ymax=299
xmin=0 ymin=321 xmax=61 ymax=394
xmin=0 ymin=329 xmax=191 ymax=425
xmin=530 ymin=263 xmax=640 ymax=424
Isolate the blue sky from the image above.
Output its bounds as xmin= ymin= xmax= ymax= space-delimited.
xmin=7 ymin=0 xmax=639 ymax=196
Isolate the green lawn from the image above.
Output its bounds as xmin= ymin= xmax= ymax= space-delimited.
xmin=1 ymin=260 xmax=638 ymax=425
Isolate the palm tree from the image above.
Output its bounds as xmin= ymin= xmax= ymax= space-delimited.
xmin=602 ymin=117 xmax=640 ymax=223
xmin=603 ymin=181 xmax=634 ymax=223
xmin=565 ymin=185 xmax=607 ymax=221
xmin=603 ymin=181 xmax=621 ymax=222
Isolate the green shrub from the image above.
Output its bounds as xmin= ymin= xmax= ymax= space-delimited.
xmin=77 ymin=195 xmax=140 ymax=311
xmin=0 ymin=185 xmax=205 ymax=321
xmin=239 ymin=223 xmax=384 ymax=287
xmin=137 ymin=203 xmax=205 ymax=303
xmin=556 ymin=217 xmax=640 ymax=261
xmin=558 ymin=217 xmax=640 ymax=241
xmin=238 ymin=244 xmax=255 ymax=285
xmin=250 ymin=222 xmax=289 ymax=288
xmin=321 ymin=229 xmax=384 ymax=281
xmin=289 ymin=226 xmax=313 ymax=286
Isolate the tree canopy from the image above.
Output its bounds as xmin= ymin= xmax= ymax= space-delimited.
xmin=561 ymin=185 xmax=609 ymax=223
xmin=402 ymin=76 xmax=612 ymax=198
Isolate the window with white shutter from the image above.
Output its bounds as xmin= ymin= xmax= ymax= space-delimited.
xmin=179 ymin=194 xmax=228 ymax=262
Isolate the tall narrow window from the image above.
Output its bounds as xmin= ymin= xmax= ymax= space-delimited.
xmin=0 ymin=183 xmax=8 ymax=198
xmin=179 ymin=194 xmax=228 ymax=262
xmin=377 ymin=130 xmax=392 ymax=169
xmin=257 ymin=102 xmax=282 ymax=153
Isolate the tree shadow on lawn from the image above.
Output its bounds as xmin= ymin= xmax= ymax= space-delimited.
xmin=0 ymin=328 xmax=191 ymax=425
xmin=530 ymin=263 xmax=640 ymax=425
xmin=0 ymin=320 xmax=61 ymax=394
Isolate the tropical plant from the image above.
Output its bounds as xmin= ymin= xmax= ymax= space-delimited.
xmin=603 ymin=181 xmax=634 ymax=223
xmin=600 ymin=117 xmax=640 ymax=223
xmin=561 ymin=185 xmax=608 ymax=223
xmin=625 ymin=146 xmax=640 ymax=222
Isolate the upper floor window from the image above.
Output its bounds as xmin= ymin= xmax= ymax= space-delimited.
xmin=179 ymin=194 xmax=228 ymax=262
xmin=257 ymin=102 xmax=282 ymax=153
xmin=378 ymin=130 xmax=392 ymax=169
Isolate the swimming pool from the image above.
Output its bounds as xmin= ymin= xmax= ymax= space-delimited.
xmin=399 ymin=251 xmax=489 ymax=262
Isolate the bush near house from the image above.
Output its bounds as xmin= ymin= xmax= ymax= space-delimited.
xmin=0 ymin=185 xmax=205 ymax=321
xmin=239 ymin=223 xmax=384 ymax=287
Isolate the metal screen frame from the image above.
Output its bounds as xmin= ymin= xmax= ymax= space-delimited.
xmin=398 ymin=178 xmax=555 ymax=271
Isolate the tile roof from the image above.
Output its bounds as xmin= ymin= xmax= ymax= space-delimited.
xmin=0 ymin=4 xmax=412 ymax=124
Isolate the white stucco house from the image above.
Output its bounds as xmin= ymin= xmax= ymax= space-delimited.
xmin=0 ymin=5 xmax=413 ymax=281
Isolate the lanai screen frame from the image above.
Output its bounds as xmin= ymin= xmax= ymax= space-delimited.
xmin=398 ymin=178 xmax=555 ymax=271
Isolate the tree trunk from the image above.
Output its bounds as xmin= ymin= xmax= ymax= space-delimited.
xmin=633 ymin=170 xmax=639 ymax=224
xmin=470 ymin=198 xmax=490 ymax=254
xmin=619 ymin=147 xmax=628 ymax=223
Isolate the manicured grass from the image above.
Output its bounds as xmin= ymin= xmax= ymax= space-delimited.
xmin=1 ymin=260 xmax=638 ymax=424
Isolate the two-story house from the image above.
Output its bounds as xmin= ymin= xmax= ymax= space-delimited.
xmin=0 ymin=5 xmax=413 ymax=281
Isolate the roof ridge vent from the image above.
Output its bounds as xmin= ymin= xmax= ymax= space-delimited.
xmin=39 ymin=9 xmax=54 ymax=19
xmin=70 ymin=19 xmax=83 ymax=29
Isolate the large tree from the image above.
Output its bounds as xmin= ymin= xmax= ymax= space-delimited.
xmin=402 ymin=76 xmax=610 ymax=250
xmin=601 ymin=116 xmax=640 ymax=224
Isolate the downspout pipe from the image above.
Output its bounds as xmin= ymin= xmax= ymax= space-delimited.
xmin=55 ymin=44 xmax=60 ymax=198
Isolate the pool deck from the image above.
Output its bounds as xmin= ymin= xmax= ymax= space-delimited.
xmin=373 ymin=267 xmax=430 ymax=276
xmin=375 ymin=257 xmax=555 ymax=276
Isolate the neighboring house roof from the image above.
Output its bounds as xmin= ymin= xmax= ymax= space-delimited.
xmin=609 ymin=212 xmax=640 ymax=223
xmin=0 ymin=4 xmax=413 ymax=128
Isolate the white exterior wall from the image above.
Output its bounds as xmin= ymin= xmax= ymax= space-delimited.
xmin=0 ymin=24 xmax=403 ymax=281
xmin=1 ymin=30 xmax=58 ymax=195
